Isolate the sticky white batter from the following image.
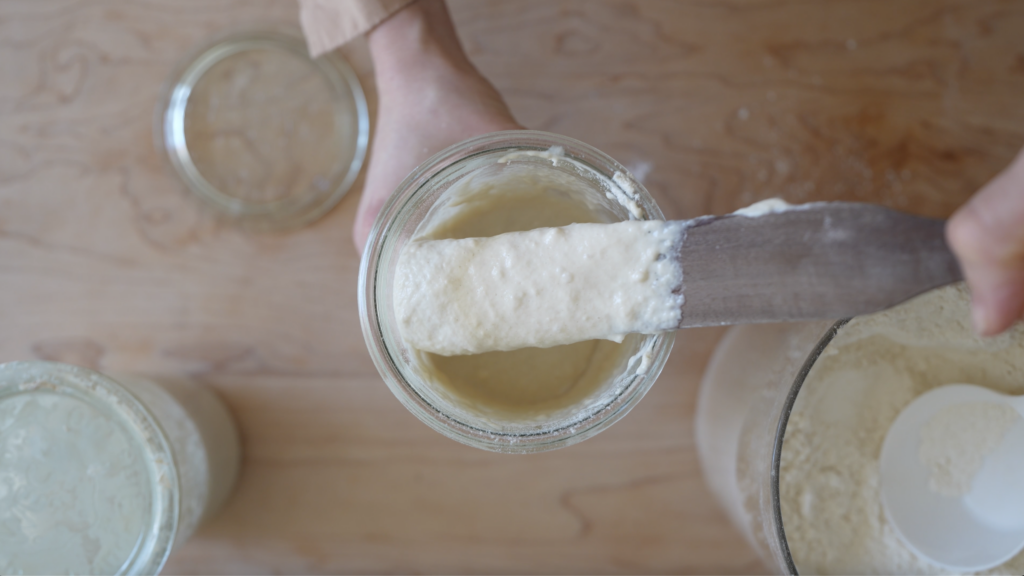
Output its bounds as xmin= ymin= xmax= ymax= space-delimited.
xmin=731 ymin=197 xmax=804 ymax=217
xmin=395 ymin=220 xmax=686 ymax=356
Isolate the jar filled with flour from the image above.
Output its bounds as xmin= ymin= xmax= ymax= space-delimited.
xmin=359 ymin=131 xmax=675 ymax=453
xmin=696 ymin=284 xmax=1024 ymax=574
xmin=0 ymin=361 xmax=241 ymax=575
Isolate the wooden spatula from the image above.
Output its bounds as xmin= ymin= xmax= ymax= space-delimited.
xmin=675 ymin=202 xmax=962 ymax=328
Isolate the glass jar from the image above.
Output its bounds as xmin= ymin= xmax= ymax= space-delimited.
xmin=358 ymin=130 xmax=675 ymax=453
xmin=697 ymin=286 xmax=1024 ymax=574
xmin=0 ymin=361 xmax=241 ymax=575
xmin=696 ymin=320 xmax=837 ymax=574
xmin=158 ymin=29 xmax=369 ymax=231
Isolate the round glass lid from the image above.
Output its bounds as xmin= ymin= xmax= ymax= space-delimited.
xmin=161 ymin=30 xmax=369 ymax=230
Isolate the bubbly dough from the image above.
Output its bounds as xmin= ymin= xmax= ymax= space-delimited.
xmin=395 ymin=220 xmax=685 ymax=356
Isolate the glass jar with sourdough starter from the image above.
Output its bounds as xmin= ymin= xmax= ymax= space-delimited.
xmin=696 ymin=285 xmax=1024 ymax=574
xmin=358 ymin=131 xmax=675 ymax=453
xmin=0 ymin=361 xmax=241 ymax=575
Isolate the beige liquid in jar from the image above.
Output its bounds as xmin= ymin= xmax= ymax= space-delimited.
xmin=404 ymin=161 xmax=640 ymax=421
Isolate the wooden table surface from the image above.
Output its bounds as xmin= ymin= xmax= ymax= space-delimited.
xmin=2 ymin=1 xmax=1023 ymax=573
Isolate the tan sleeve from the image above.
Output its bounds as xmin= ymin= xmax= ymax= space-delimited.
xmin=299 ymin=0 xmax=418 ymax=57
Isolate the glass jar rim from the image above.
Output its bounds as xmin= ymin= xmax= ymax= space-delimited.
xmin=767 ymin=318 xmax=850 ymax=574
xmin=157 ymin=28 xmax=370 ymax=231
xmin=0 ymin=361 xmax=179 ymax=575
xmin=357 ymin=130 xmax=676 ymax=453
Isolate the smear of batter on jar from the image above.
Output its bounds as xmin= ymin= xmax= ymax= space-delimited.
xmin=919 ymin=401 xmax=1021 ymax=497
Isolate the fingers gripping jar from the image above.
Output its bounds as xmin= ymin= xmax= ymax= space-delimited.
xmin=0 ymin=361 xmax=241 ymax=575
xmin=359 ymin=131 xmax=675 ymax=453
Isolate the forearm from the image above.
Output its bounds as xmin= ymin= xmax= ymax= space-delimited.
xmin=307 ymin=0 xmax=519 ymax=252
xmin=366 ymin=0 xmax=515 ymax=127
xmin=368 ymin=0 xmax=483 ymax=90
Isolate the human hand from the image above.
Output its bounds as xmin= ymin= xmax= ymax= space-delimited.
xmin=354 ymin=0 xmax=522 ymax=254
xmin=946 ymin=147 xmax=1024 ymax=336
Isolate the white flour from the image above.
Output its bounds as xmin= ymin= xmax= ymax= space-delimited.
xmin=780 ymin=285 xmax=1024 ymax=575
xmin=919 ymin=402 xmax=1021 ymax=497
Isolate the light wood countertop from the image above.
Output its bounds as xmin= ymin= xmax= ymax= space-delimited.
xmin=1 ymin=1 xmax=1022 ymax=573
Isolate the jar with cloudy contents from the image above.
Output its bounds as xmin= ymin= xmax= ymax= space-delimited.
xmin=358 ymin=130 xmax=675 ymax=453
xmin=0 ymin=361 xmax=241 ymax=575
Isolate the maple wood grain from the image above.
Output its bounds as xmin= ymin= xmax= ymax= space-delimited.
xmin=1 ymin=1 xmax=1022 ymax=574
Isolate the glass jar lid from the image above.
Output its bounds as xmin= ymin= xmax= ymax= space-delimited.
xmin=160 ymin=30 xmax=369 ymax=230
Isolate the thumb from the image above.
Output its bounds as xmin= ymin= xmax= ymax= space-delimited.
xmin=946 ymin=148 xmax=1024 ymax=336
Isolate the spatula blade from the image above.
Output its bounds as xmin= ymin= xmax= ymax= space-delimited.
xmin=676 ymin=203 xmax=963 ymax=328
